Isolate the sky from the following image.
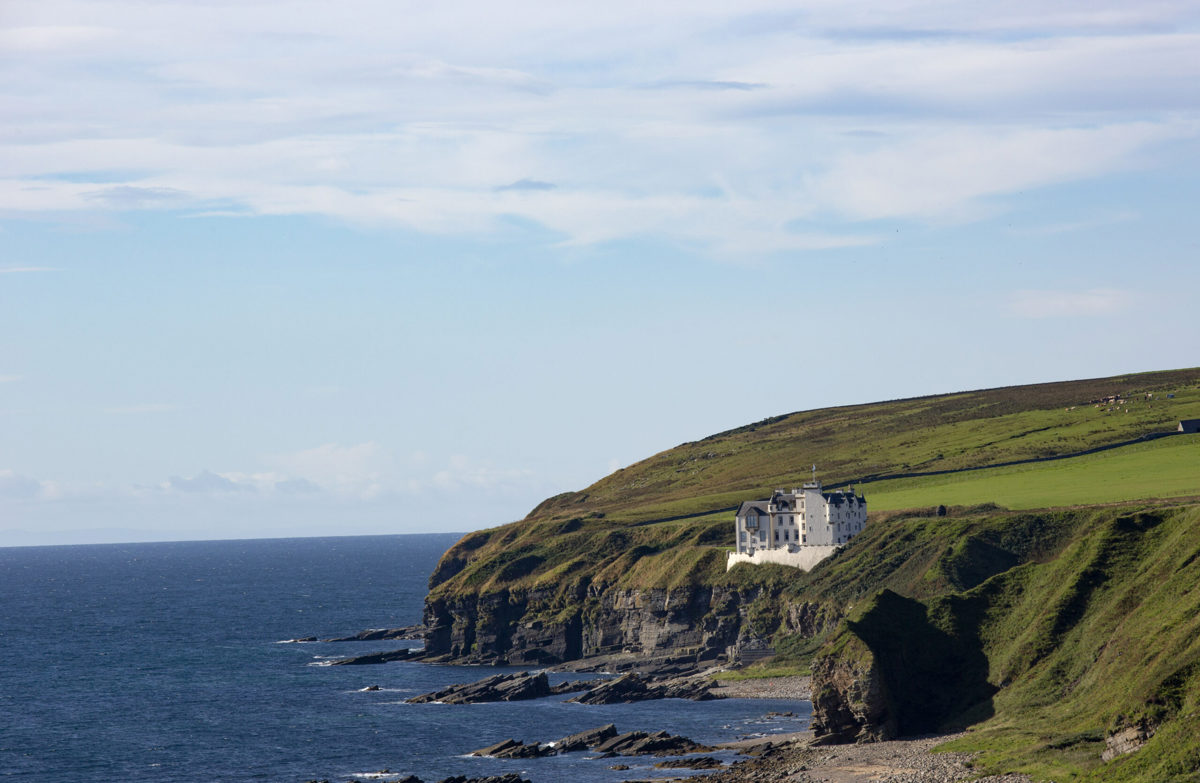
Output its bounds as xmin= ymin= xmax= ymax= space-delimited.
xmin=2 ymin=1 xmax=1199 ymax=546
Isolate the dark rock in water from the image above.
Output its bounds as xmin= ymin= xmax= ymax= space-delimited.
xmin=407 ymin=672 xmax=550 ymax=704
xmin=329 ymin=648 xmax=412 ymax=666
xmin=654 ymin=756 xmax=723 ymax=769
xmin=566 ymin=672 xmax=714 ymax=704
xmin=385 ymin=775 xmax=530 ymax=783
xmin=551 ymin=723 xmax=618 ymax=752
xmin=469 ymin=738 xmax=549 ymax=759
xmin=359 ymin=685 xmax=382 ymax=691
xmin=548 ymin=679 xmax=593 ymax=695
xmin=322 ymin=625 xmax=426 ymax=642
xmin=470 ymin=739 xmax=523 ymax=758
xmin=608 ymin=763 xmax=631 ymax=770
xmin=592 ymin=730 xmax=711 ymax=756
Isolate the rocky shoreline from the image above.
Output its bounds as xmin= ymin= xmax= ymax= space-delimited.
xmin=315 ymin=629 xmax=1027 ymax=783
xmin=696 ymin=732 xmax=1034 ymax=783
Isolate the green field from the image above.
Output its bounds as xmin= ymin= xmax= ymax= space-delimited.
xmin=867 ymin=434 xmax=1200 ymax=511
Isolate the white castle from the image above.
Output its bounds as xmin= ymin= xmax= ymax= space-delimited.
xmin=727 ymin=473 xmax=866 ymax=572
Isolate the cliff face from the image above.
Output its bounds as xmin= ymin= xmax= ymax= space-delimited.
xmin=809 ymin=634 xmax=895 ymax=743
xmin=423 ymin=584 xmax=832 ymax=665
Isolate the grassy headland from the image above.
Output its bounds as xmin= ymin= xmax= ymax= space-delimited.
xmin=429 ymin=367 xmax=1200 ymax=600
xmin=423 ymin=367 xmax=1200 ymax=780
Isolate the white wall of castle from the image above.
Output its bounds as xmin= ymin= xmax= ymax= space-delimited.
xmin=726 ymin=546 xmax=841 ymax=572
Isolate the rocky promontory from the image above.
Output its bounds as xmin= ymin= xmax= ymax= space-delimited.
xmin=405 ymin=672 xmax=552 ymax=704
xmin=469 ymin=723 xmax=711 ymax=759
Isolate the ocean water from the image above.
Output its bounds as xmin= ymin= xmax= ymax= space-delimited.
xmin=0 ymin=534 xmax=809 ymax=782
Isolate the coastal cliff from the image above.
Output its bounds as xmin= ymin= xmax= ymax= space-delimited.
xmin=418 ymin=368 xmax=1200 ymax=781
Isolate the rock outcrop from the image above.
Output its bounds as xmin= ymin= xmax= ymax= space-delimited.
xmin=469 ymin=724 xmax=708 ymax=759
xmin=469 ymin=738 xmax=550 ymax=759
xmin=593 ymin=730 xmax=712 ymax=756
xmin=566 ymin=672 xmax=715 ymax=704
xmin=322 ymin=625 xmax=425 ymax=642
xmin=422 ymin=584 xmax=832 ymax=666
xmin=329 ymin=648 xmax=415 ymax=665
xmin=809 ymin=634 xmax=895 ymax=743
xmin=1101 ymin=721 xmax=1156 ymax=762
xmin=551 ymin=723 xmax=618 ymax=751
xmin=406 ymin=672 xmax=550 ymax=704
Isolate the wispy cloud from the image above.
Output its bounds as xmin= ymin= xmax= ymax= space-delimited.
xmin=104 ymin=403 xmax=180 ymax=414
xmin=166 ymin=470 xmax=255 ymax=494
xmin=0 ymin=267 xmax=58 ymax=275
xmin=84 ymin=186 xmax=188 ymax=208
xmin=0 ymin=469 xmax=44 ymax=500
xmin=0 ymin=2 xmax=1195 ymax=254
xmin=1008 ymin=288 xmax=1137 ymax=318
xmin=267 ymin=441 xmax=392 ymax=499
xmin=496 ymin=178 xmax=556 ymax=192
xmin=0 ymin=374 xmax=24 ymax=384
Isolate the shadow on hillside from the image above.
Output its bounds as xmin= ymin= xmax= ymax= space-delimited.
xmin=849 ymin=590 xmax=996 ymax=734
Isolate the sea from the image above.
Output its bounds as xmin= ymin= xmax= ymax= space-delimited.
xmin=0 ymin=533 xmax=810 ymax=782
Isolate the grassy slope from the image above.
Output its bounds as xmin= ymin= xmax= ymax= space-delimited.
xmin=819 ymin=504 xmax=1200 ymax=782
xmin=867 ymin=435 xmax=1200 ymax=511
xmin=527 ymin=369 xmax=1200 ymax=524
xmin=429 ymin=368 xmax=1200 ymax=602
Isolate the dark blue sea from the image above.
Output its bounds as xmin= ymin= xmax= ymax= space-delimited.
xmin=0 ymin=534 xmax=809 ymax=782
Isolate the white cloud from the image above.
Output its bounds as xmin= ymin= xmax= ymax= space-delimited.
xmin=0 ymin=374 xmax=24 ymax=384
xmin=1008 ymin=288 xmax=1137 ymax=318
xmin=0 ymin=25 xmax=114 ymax=52
xmin=809 ymin=123 xmax=1178 ymax=222
xmin=0 ymin=469 xmax=45 ymax=499
xmin=430 ymin=454 xmax=536 ymax=494
xmin=165 ymin=470 xmax=255 ymax=494
xmin=0 ymin=267 xmax=58 ymax=274
xmin=267 ymin=441 xmax=392 ymax=498
xmin=1 ymin=1 xmax=1195 ymax=253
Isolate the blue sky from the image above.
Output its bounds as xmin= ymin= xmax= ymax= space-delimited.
xmin=2 ymin=1 xmax=1199 ymax=545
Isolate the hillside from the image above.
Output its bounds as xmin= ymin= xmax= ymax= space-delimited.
xmin=808 ymin=503 xmax=1200 ymax=782
xmin=419 ymin=366 xmax=1200 ymax=781
xmin=427 ymin=367 xmax=1200 ymax=603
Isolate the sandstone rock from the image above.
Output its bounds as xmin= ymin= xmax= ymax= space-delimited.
xmin=548 ymin=679 xmax=593 ymax=695
xmin=551 ymin=723 xmax=618 ymax=752
xmin=407 ymin=672 xmax=551 ymax=704
xmin=469 ymin=738 xmax=548 ymax=759
xmin=330 ymin=649 xmax=412 ymax=665
xmin=1101 ymin=722 xmax=1155 ymax=762
xmin=423 ymin=585 xmax=759 ymax=664
xmin=593 ymin=730 xmax=711 ymax=756
xmin=322 ymin=625 xmax=425 ymax=642
xmin=567 ymin=672 xmax=714 ymax=705
xmin=654 ymin=756 xmax=724 ymax=769
xmin=808 ymin=635 xmax=896 ymax=743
